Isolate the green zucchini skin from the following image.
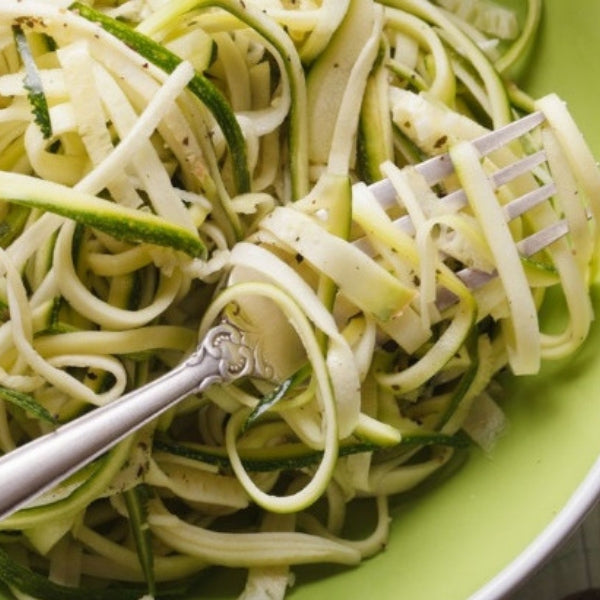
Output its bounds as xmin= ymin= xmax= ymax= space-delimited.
xmin=153 ymin=432 xmax=470 ymax=473
xmin=0 ymin=171 xmax=207 ymax=258
xmin=71 ymin=1 xmax=251 ymax=196
xmin=12 ymin=24 xmax=52 ymax=140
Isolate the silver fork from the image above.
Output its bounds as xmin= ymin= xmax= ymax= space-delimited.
xmin=356 ymin=111 xmax=560 ymax=300
xmin=358 ymin=110 xmax=580 ymax=309
xmin=0 ymin=110 xmax=574 ymax=521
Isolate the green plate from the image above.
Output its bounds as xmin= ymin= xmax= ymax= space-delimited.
xmin=280 ymin=3 xmax=600 ymax=600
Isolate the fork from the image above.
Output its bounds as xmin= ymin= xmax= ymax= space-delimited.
xmin=0 ymin=110 xmax=575 ymax=521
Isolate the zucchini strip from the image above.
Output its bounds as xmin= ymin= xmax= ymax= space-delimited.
xmin=71 ymin=1 xmax=251 ymax=197
xmin=134 ymin=0 xmax=309 ymax=200
xmin=147 ymin=498 xmax=361 ymax=567
xmin=0 ymin=546 xmax=144 ymax=600
xmin=123 ymin=485 xmax=156 ymax=595
xmin=0 ymin=386 xmax=55 ymax=424
xmin=259 ymin=206 xmax=415 ymax=321
xmin=154 ymin=431 xmax=468 ymax=472
xmin=380 ymin=0 xmax=512 ymax=126
xmin=199 ymin=280 xmax=340 ymax=512
xmin=12 ymin=24 xmax=52 ymax=140
xmin=450 ymin=140 xmax=540 ymax=374
xmin=495 ymin=0 xmax=543 ymax=78
xmin=0 ymin=172 xmax=206 ymax=258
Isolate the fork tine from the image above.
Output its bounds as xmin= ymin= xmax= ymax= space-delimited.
xmin=414 ymin=110 xmax=545 ymax=185
xmin=503 ymin=182 xmax=556 ymax=221
xmin=368 ymin=111 xmax=545 ymax=210
xmin=491 ymin=149 xmax=547 ymax=187
xmin=354 ymin=110 xmax=591 ymax=309
xmin=365 ymin=148 xmax=554 ymax=241
xmin=436 ymin=151 xmax=546 ymax=212
xmin=471 ymin=111 xmax=545 ymax=156
xmin=516 ymin=216 xmax=582 ymax=257
xmin=435 ymin=209 xmax=593 ymax=310
xmin=367 ymin=149 xmax=555 ymax=252
xmin=353 ymin=179 xmax=567 ymax=264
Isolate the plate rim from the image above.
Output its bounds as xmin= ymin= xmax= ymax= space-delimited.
xmin=470 ymin=455 xmax=600 ymax=599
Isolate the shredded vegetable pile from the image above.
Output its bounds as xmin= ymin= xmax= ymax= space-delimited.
xmin=0 ymin=0 xmax=598 ymax=598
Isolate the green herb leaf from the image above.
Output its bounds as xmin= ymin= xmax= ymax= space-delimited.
xmin=70 ymin=2 xmax=250 ymax=196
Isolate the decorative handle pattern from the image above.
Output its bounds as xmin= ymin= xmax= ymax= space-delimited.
xmin=188 ymin=321 xmax=261 ymax=392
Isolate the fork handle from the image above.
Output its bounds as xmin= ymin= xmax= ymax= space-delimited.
xmin=0 ymin=322 xmax=256 ymax=522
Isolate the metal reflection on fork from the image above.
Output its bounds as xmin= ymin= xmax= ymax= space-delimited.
xmin=0 ymin=320 xmax=265 ymax=521
xmin=0 ymin=109 xmax=580 ymax=522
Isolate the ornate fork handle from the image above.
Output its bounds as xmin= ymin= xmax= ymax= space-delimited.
xmin=189 ymin=321 xmax=261 ymax=389
xmin=0 ymin=321 xmax=261 ymax=521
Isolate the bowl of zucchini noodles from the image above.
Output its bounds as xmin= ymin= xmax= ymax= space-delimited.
xmin=0 ymin=1 xmax=599 ymax=600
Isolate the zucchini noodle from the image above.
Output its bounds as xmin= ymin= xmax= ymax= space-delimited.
xmin=0 ymin=1 xmax=596 ymax=599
